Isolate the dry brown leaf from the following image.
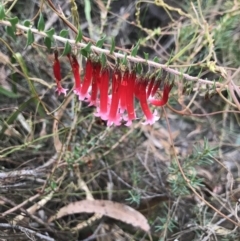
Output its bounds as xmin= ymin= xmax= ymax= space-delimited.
xmin=48 ymin=199 xmax=150 ymax=232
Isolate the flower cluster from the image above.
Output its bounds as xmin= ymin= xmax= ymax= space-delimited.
xmin=53 ymin=52 xmax=173 ymax=126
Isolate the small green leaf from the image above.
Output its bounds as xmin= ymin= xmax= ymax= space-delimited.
xmin=80 ymin=49 xmax=88 ymax=58
xmin=144 ymin=52 xmax=149 ymax=60
xmin=0 ymin=86 xmax=18 ymax=98
xmin=60 ymin=29 xmax=68 ymax=38
xmin=131 ymin=41 xmax=139 ymax=57
xmin=96 ymin=36 xmax=106 ymax=48
xmin=75 ymin=27 xmax=82 ymax=43
xmin=110 ymin=37 xmax=115 ymax=54
xmin=153 ymin=56 xmax=159 ymax=63
xmin=0 ymin=4 xmax=5 ymax=20
xmin=136 ymin=63 xmax=142 ymax=74
xmin=6 ymin=26 xmax=16 ymax=41
xmin=44 ymin=37 xmax=52 ymax=50
xmin=45 ymin=28 xmax=54 ymax=39
xmin=26 ymin=29 xmax=34 ymax=47
xmin=23 ymin=20 xmax=31 ymax=27
xmin=62 ymin=41 xmax=72 ymax=56
xmin=80 ymin=42 xmax=92 ymax=58
xmin=100 ymin=53 xmax=106 ymax=67
xmin=37 ymin=13 xmax=45 ymax=31
xmin=8 ymin=16 xmax=18 ymax=31
xmin=122 ymin=53 xmax=127 ymax=66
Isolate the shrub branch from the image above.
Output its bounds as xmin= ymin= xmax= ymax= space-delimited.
xmin=0 ymin=19 xmax=231 ymax=90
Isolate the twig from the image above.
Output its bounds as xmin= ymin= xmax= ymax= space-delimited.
xmin=0 ymin=169 xmax=43 ymax=179
xmin=12 ymin=191 xmax=54 ymax=225
xmin=0 ymin=20 xmax=230 ymax=88
xmin=0 ymin=223 xmax=55 ymax=241
xmin=163 ymin=107 xmax=240 ymax=228
xmin=2 ymin=193 xmax=40 ymax=217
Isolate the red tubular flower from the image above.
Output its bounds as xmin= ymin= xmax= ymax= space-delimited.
xmin=53 ymin=51 xmax=68 ymax=96
xmin=89 ymin=62 xmax=101 ymax=106
xmin=149 ymin=83 xmax=173 ymax=106
xmin=119 ymin=71 xmax=129 ymax=114
xmin=79 ymin=58 xmax=93 ymax=101
xmin=69 ymin=55 xmax=81 ymax=99
xmin=136 ymin=77 xmax=159 ymax=125
xmin=96 ymin=67 xmax=109 ymax=120
xmin=125 ymin=71 xmax=136 ymax=126
xmin=107 ymin=68 xmax=122 ymax=126
xmin=150 ymin=78 xmax=162 ymax=97
xmin=146 ymin=76 xmax=155 ymax=98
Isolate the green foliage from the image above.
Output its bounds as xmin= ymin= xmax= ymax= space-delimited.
xmin=214 ymin=13 xmax=240 ymax=66
xmin=100 ymin=53 xmax=107 ymax=67
xmin=66 ymin=146 xmax=81 ymax=169
xmin=75 ymin=26 xmax=82 ymax=42
xmin=126 ymin=190 xmax=141 ymax=206
xmin=0 ymin=4 xmax=5 ymax=20
xmin=80 ymin=42 xmax=92 ymax=57
xmin=168 ymin=138 xmax=216 ymax=196
xmin=110 ymin=37 xmax=115 ymax=54
xmin=155 ymin=215 xmax=177 ymax=233
xmin=96 ymin=36 xmax=106 ymax=48
xmin=45 ymin=27 xmax=54 ymax=39
xmin=37 ymin=13 xmax=45 ymax=31
xmin=44 ymin=37 xmax=52 ymax=50
xmin=6 ymin=26 xmax=16 ymax=41
xmin=26 ymin=29 xmax=34 ymax=47
xmin=23 ymin=19 xmax=31 ymax=27
xmin=62 ymin=41 xmax=72 ymax=56
xmin=131 ymin=40 xmax=140 ymax=57
xmin=59 ymin=29 xmax=68 ymax=38
xmin=8 ymin=16 xmax=18 ymax=31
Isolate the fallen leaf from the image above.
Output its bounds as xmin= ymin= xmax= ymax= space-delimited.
xmin=48 ymin=199 xmax=150 ymax=232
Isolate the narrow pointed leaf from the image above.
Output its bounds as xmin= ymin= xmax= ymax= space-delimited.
xmin=6 ymin=26 xmax=16 ymax=41
xmin=45 ymin=28 xmax=54 ymax=39
xmin=75 ymin=27 xmax=82 ymax=43
xmin=0 ymin=86 xmax=18 ymax=98
xmin=0 ymin=4 xmax=5 ymax=20
xmin=144 ymin=52 xmax=149 ymax=60
xmin=96 ymin=36 xmax=106 ymax=48
xmin=122 ymin=53 xmax=127 ymax=66
xmin=131 ymin=41 xmax=139 ymax=57
xmin=136 ymin=63 xmax=142 ymax=74
xmin=44 ymin=37 xmax=52 ymax=50
xmin=62 ymin=41 xmax=72 ymax=56
xmin=26 ymin=29 xmax=34 ymax=47
xmin=110 ymin=37 xmax=115 ymax=54
xmin=80 ymin=42 xmax=92 ymax=58
xmin=37 ymin=13 xmax=45 ymax=31
xmin=100 ymin=53 xmax=106 ymax=67
xmin=8 ymin=17 xmax=18 ymax=31
xmin=59 ymin=29 xmax=68 ymax=38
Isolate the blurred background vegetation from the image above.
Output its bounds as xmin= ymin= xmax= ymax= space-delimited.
xmin=0 ymin=0 xmax=240 ymax=240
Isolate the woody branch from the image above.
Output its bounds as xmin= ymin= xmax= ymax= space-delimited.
xmin=0 ymin=19 xmax=230 ymax=89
